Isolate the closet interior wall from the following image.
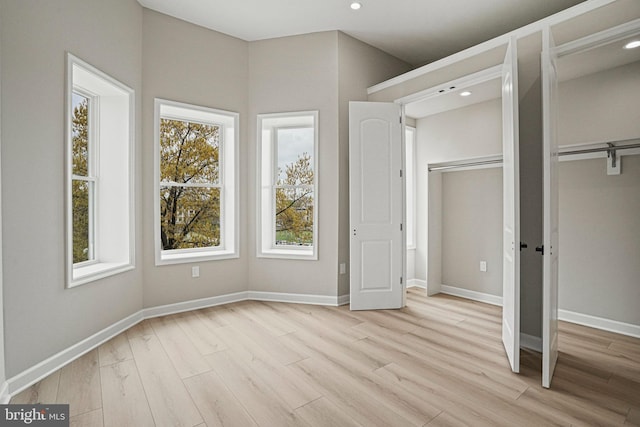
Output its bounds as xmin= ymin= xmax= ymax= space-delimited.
xmin=557 ymin=56 xmax=640 ymax=329
xmin=414 ymin=97 xmax=503 ymax=300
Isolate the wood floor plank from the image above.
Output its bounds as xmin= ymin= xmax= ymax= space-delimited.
xmin=379 ymin=361 xmax=563 ymax=427
xmin=425 ymin=411 xmax=472 ymax=427
xmin=609 ymin=340 xmax=640 ymax=363
xmin=294 ymin=397 xmax=363 ymax=427
xmin=100 ymin=360 xmax=155 ymax=427
xmin=98 ymin=332 xmax=134 ymax=367
xmin=375 ymin=363 xmax=516 ymax=427
xmin=149 ymin=316 xmax=211 ymax=379
xmin=213 ymin=326 xmax=322 ymax=409
xmin=205 ymin=350 xmax=310 ymax=427
xmin=217 ymin=305 xmax=307 ymax=365
xmin=184 ymin=371 xmax=258 ymax=427
xmin=10 ymin=371 xmax=60 ymax=404
xmin=291 ymin=356 xmax=429 ymax=427
xmin=234 ymin=301 xmax=298 ymax=336
xmin=70 ymin=409 xmax=103 ymax=427
xmin=126 ymin=320 xmax=155 ymax=339
xmin=196 ymin=305 xmax=233 ymax=328
xmin=128 ymin=334 xmax=203 ymax=427
xmin=518 ymin=385 xmax=627 ymax=426
xmin=174 ymin=311 xmax=229 ymax=355
xmin=626 ymin=407 xmax=640 ymax=426
xmin=56 ymin=350 xmax=101 ymax=417
xmin=283 ymin=303 xmax=369 ymax=342
xmin=14 ymin=289 xmax=638 ymax=427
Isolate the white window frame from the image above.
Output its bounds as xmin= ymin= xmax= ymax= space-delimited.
xmin=154 ymin=99 xmax=239 ymax=265
xmin=65 ymin=53 xmax=135 ymax=287
xmin=405 ymin=126 xmax=417 ymax=249
xmin=257 ymin=111 xmax=318 ymax=260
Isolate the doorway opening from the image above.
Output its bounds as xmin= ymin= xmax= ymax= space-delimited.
xmin=544 ymin=24 xmax=640 ymax=387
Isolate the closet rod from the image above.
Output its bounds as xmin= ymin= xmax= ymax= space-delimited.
xmin=428 ymin=158 xmax=503 ymax=172
xmin=559 ymin=141 xmax=640 ymax=156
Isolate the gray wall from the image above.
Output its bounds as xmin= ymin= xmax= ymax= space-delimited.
xmin=247 ymin=32 xmax=340 ymax=297
xmin=442 ymin=168 xmax=503 ymax=296
xmin=0 ymin=0 xmax=144 ymax=377
xmin=245 ymin=31 xmax=409 ymax=297
xmin=557 ymin=61 xmax=640 ymax=326
xmin=559 ymin=156 xmax=640 ymax=325
xmin=141 ymin=9 xmax=249 ymax=308
xmin=0 ymin=2 xmax=412 ymax=380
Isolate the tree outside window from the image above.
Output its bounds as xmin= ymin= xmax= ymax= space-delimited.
xmin=159 ymin=118 xmax=221 ymax=250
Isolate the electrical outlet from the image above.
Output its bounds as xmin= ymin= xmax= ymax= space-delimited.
xmin=339 ymin=263 xmax=346 ymax=275
xmin=192 ymin=266 xmax=200 ymax=278
xmin=480 ymin=261 xmax=487 ymax=272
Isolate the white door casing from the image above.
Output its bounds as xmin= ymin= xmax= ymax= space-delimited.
xmin=501 ymin=37 xmax=521 ymax=374
xmin=542 ymin=26 xmax=560 ymax=389
xmin=349 ymin=101 xmax=404 ymax=310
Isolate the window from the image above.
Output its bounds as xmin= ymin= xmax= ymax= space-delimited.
xmin=66 ymin=53 xmax=134 ymax=287
xmin=258 ymin=112 xmax=318 ymax=259
xmin=155 ymin=99 xmax=238 ymax=264
xmin=406 ymin=126 xmax=416 ymax=249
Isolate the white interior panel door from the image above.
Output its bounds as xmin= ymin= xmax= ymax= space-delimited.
xmin=349 ymin=101 xmax=404 ymax=310
xmin=501 ymin=37 xmax=521 ymax=374
xmin=542 ymin=27 xmax=560 ymax=389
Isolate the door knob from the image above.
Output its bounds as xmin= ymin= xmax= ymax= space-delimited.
xmin=520 ymin=242 xmax=528 ymax=250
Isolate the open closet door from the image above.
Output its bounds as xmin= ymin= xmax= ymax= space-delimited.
xmin=541 ymin=27 xmax=560 ymax=389
xmin=349 ymin=101 xmax=404 ymax=310
xmin=501 ymin=37 xmax=521 ymax=373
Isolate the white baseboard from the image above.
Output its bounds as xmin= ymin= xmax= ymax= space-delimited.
xmin=407 ymin=279 xmax=427 ymax=289
xmin=7 ymin=310 xmax=143 ymax=396
xmin=559 ymin=309 xmax=640 ymax=339
xmin=520 ymin=333 xmax=542 ymax=352
xmin=143 ymin=291 xmax=248 ymax=319
xmin=247 ymin=291 xmax=344 ymax=306
xmin=440 ymin=285 xmax=502 ymax=307
xmin=0 ymin=381 xmax=10 ymax=404
xmin=6 ymin=289 xmax=349 ymax=398
xmin=337 ymin=294 xmax=350 ymax=306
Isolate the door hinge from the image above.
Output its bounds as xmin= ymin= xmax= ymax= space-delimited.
xmin=400 ymin=169 xmax=403 ymax=177
xmin=400 ymin=276 xmax=403 ymax=285
xmin=400 ymin=223 xmax=403 ymax=231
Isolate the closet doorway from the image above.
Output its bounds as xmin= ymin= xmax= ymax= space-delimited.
xmin=541 ymin=20 xmax=640 ymax=387
xmin=401 ymin=39 xmax=521 ymax=373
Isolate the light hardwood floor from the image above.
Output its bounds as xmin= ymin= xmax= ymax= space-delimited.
xmin=11 ymin=288 xmax=640 ymax=426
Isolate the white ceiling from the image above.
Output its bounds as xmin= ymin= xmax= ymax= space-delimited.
xmin=137 ymin=0 xmax=587 ymax=66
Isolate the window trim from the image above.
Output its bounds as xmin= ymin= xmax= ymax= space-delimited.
xmin=154 ymin=98 xmax=239 ymax=265
xmin=257 ymin=111 xmax=319 ymax=260
xmin=65 ymin=53 xmax=135 ymax=288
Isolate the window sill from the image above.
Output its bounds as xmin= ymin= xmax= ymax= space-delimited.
xmin=70 ymin=261 xmax=134 ymax=288
xmin=257 ymin=248 xmax=317 ymax=260
xmin=156 ymin=249 xmax=239 ymax=266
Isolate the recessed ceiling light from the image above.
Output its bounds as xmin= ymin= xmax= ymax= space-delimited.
xmin=624 ymin=40 xmax=640 ymax=49
xmin=460 ymin=91 xmax=472 ymax=97
xmin=350 ymin=2 xmax=362 ymax=10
